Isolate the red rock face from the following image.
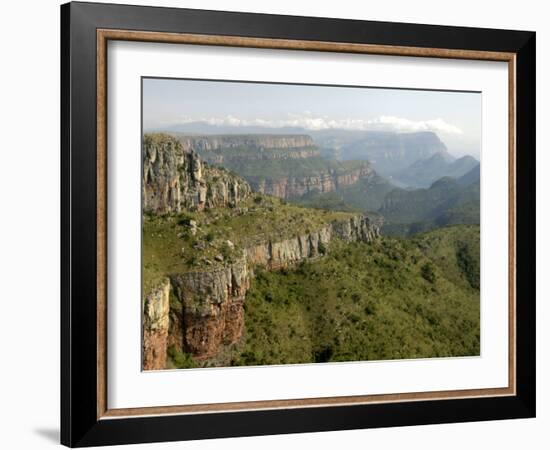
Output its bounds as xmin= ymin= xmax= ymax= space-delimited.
xmin=143 ymin=328 xmax=169 ymax=370
xmin=167 ymin=308 xmax=184 ymax=354
xmin=180 ymin=299 xmax=245 ymax=359
xmin=182 ymin=313 xmax=226 ymax=359
xmin=223 ymin=300 xmax=246 ymax=344
xmin=169 ymin=258 xmax=250 ymax=359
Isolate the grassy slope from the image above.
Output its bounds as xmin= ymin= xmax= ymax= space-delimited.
xmin=172 ymin=224 xmax=480 ymax=368
xmin=143 ymin=194 xmax=354 ymax=295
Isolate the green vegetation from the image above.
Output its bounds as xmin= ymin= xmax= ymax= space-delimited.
xmin=412 ymin=225 xmax=480 ymax=290
xmin=195 ymin=225 xmax=480 ymax=367
xmin=380 ymin=177 xmax=480 ymax=236
xmin=167 ymin=345 xmax=198 ymax=369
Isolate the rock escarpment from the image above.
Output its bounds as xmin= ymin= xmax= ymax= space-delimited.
xmin=245 ymin=215 xmax=379 ymax=269
xmin=177 ymin=134 xmax=380 ymax=201
xmin=179 ymin=134 xmax=316 ymax=154
xmin=169 ymin=258 xmax=250 ymax=359
xmin=251 ymin=163 xmax=373 ymax=199
xmin=143 ymin=215 xmax=380 ymax=364
xmin=143 ymin=133 xmax=251 ymax=214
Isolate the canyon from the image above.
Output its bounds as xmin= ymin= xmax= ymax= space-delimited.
xmin=141 ymin=131 xmax=480 ymax=369
xmin=175 ymin=134 xmax=381 ymax=200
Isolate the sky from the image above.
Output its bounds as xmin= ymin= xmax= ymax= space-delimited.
xmin=143 ymin=78 xmax=481 ymax=158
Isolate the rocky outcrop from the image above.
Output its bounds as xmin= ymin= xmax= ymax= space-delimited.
xmin=179 ymin=134 xmax=316 ymax=153
xmin=142 ymin=278 xmax=171 ymax=370
xmin=178 ymin=134 xmax=320 ymax=166
xmin=245 ymin=215 xmax=379 ymax=269
xmin=169 ymin=258 xmax=250 ymax=359
xmin=250 ymin=164 xmax=373 ymax=199
xmin=143 ymin=133 xmax=251 ymax=214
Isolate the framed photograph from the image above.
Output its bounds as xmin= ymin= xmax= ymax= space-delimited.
xmin=61 ymin=1 xmax=536 ymax=447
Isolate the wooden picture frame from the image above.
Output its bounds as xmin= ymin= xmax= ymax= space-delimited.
xmin=61 ymin=1 xmax=535 ymax=447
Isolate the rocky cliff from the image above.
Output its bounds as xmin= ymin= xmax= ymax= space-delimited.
xmin=143 ymin=133 xmax=251 ymax=214
xmin=142 ymin=278 xmax=171 ymax=370
xmin=176 ymin=134 xmax=380 ymax=200
xmin=168 ymin=257 xmax=250 ymax=359
xmin=245 ymin=215 xmax=379 ymax=269
xmin=250 ymin=163 xmax=373 ymax=199
xmin=179 ymin=134 xmax=316 ymax=153
xmin=179 ymin=134 xmax=321 ymax=166
xmin=143 ymin=214 xmax=380 ymax=364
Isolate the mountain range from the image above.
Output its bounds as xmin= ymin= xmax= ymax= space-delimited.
xmin=380 ymin=164 xmax=480 ymax=235
xmin=158 ymin=124 xmax=477 ymax=181
xmin=394 ymin=153 xmax=479 ymax=188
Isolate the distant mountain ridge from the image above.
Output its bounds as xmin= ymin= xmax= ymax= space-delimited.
xmin=332 ymin=131 xmax=450 ymax=175
xmin=160 ymin=125 xmax=477 ymax=183
xmin=395 ymin=153 xmax=479 ymax=188
xmin=458 ymin=163 xmax=480 ymax=186
xmin=379 ymin=174 xmax=480 ymax=236
xmin=150 ymin=129 xmax=479 ymax=231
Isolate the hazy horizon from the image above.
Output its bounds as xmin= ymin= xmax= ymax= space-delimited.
xmin=143 ymin=78 xmax=481 ymax=158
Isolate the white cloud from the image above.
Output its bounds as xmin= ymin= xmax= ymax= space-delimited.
xmin=174 ymin=113 xmax=463 ymax=135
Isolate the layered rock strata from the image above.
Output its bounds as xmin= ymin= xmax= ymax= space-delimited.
xmin=245 ymin=215 xmax=379 ymax=269
xmin=179 ymin=134 xmax=316 ymax=153
xmin=169 ymin=258 xmax=250 ymax=359
xmin=250 ymin=164 xmax=373 ymax=199
xmin=176 ymin=134 xmax=378 ymax=200
xmin=143 ymin=133 xmax=251 ymax=214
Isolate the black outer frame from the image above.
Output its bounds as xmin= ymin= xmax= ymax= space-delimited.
xmin=60 ymin=1 xmax=536 ymax=447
